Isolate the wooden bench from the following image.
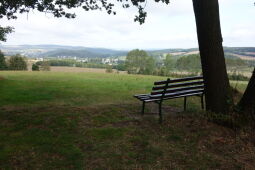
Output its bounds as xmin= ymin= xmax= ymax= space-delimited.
xmin=134 ymin=76 xmax=205 ymax=123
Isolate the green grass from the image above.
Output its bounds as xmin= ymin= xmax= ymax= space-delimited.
xmin=0 ymin=71 xmax=164 ymax=106
xmin=0 ymin=71 xmax=254 ymax=169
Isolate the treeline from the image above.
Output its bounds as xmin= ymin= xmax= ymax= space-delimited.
xmin=0 ymin=51 xmax=51 ymax=71
xmin=124 ymin=50 xmax=202 ymax=76
xmin=123 ymin=49 xmax=251 ymax=81
xmin=0 ymin=51 xmax=27 ymax=70
xmin=1 ymin=49 xmax=251 ymax=81
xmin=48 ymin=59 xmax=108 ymax=69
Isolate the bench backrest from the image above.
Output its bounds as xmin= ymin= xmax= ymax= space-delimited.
xmin=150 ymin=76 xmax=204 ymax=100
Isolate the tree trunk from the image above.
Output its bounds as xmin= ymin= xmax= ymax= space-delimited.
xmin=192 ymin=0 xmax=232 ymax=113
xmin=238 ymin=68 xmax=255 ymax=113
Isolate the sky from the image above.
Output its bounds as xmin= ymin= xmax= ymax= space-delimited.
xmin=1 ymin=0 xmax=255 ymax=50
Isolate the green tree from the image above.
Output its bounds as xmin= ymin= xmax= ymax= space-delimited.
xmin=0 ymin=26 xmax=14 ymax=42
xmin=113 ymin=62 xmax=126 ymax=71
xmin=158 ymin=67 xmax=168 ymax=76
xmin=40 ymin=61 xmax=51 ymax=71
xmin=125 ymin=49 xmax=155 ymax=75
xmin=0 ymin=51 xmax=7 ymax=70
xmin=32 ymin=63 xmax=40 ymax=71
xmin=164 ymin=54 xmax=175 ymax=71
xmin=8 ymin=54 xmax=27 ymax=70
xmin=225 ymin=58 xmax=247 ymax=68
xmin=105 ymin=65 xmax=113 ymax=73
xmin=176 ymin=54 xmax=201 ymax=71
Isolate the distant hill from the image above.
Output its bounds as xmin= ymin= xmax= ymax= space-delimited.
xmin=149 ymin=47 xmax=255 ymax=60
xmin=0 ymin=45 xmax=255 ymax=60
xmin=0 ymin=45 xmax=128 ymax=58
xmin=40 ymin=49 xmax=128 ymax=58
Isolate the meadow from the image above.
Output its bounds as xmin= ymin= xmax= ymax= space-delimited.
xmin=0 ymin=71 xmax=254 ymax=169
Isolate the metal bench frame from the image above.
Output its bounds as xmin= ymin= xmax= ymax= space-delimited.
xmin=134 ymin=76 xmax=205 ymax=123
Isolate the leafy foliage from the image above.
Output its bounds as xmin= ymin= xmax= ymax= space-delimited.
xmin=0 ymin=0 xmax=170 ymax=24
xmin=125 ymin=49 xmax=155 ymax=75
xmin=164 ymin=54 xmax=175 ymax=71
xmin=0 ymin=50 xmax=7 ymax=70
xmin=47 ymin=59 xmax=108 ymax=69
xmin=225 ymin=58 xmax=247 ymax=67
xmin=0 ymin=26 xmax=14 ymax=42
xmin=38 ymin=61 xmax=51 ymax=71
xmin=7 ymin=54 xmax=27 ymax=70
xmin=105 ymin=65 xmax=113 ymax=73
xmin=113 ymin=62 xmax=126 ymax=71
xmin=176 ymin=54 xmax=201 ymax=71
xmin=32 ymin=63 xmax=40 ymax=71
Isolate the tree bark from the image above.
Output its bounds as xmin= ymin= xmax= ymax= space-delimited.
xmin=192 ymin=0 xmax=232 ymax=113
xmin=238 ymin=68 xmax=255 ymax=113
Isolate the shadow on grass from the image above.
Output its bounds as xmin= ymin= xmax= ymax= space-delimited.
xmin=0 ymin=103 xmax=254 ymax=169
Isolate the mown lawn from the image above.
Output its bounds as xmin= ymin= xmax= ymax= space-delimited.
xmin=0 ymin=71 xmax=254 ymax=169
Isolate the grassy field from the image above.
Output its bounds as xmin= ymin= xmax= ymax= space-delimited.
xmin=0 ymin=71 xmax=254 ymax=169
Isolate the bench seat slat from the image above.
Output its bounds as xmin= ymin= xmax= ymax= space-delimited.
xmin=134 ymin=94 xmax=151 ymax=101
xmin=153 ymin=80 xmax=204 ymax=91
xmin=154 ymin=76 xmax=203 ymax=85
xmin=134 ymin=94 xmax=149 ymax=97
xmin=151 ymin=84 xmax=204 ymax=95
xmin=150 ymin=89 xmax=204 ymax=99
xmin=134 ymin=76 xmax=204 ymax=123
xmin=144 ymin=92 xmax=203 ymax=102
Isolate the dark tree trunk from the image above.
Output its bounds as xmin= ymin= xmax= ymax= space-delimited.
xmin=192 ymin=0 xmax=232 ymax=113
xmin=238 ymin=68 xmax=255 ymax=113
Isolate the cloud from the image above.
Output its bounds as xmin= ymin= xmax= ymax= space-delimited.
xmin=0 ymin=0 xmax=254 ymax=49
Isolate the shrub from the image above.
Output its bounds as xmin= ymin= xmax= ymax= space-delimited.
xmin=8 ymin=54 xmax=27 ymax=70
xmin=125 ymin=49 xmax=155 ymax=75
xmin=32 ymin=63 xmax=39 ymax=71
xmin=105 ymin=65 xmax=113 ymax=73
xmin=40 ymin=61 xmax=51 ymax=71
xmin=0 ymin=50 xmax=7 ymax=70
xmin=228 ymin=73 xmax=250 ymax=81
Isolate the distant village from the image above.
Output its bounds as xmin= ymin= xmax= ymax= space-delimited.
xmin=33 ymin=55 xmax=123 ymax=65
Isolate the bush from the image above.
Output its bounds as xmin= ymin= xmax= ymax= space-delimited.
xmin=40 ymin=61 xmax=51 ymax=71
xmin=32 ymin=63 xmax=39 ymax=71
xmin=8 ymin=54 xmax=27 ymax=70
xmin=228 ymin=73 xmax=250 ymax=81
xmin=125 ymin=49 xmax=155 ymax=75
xmin=113 ymin=63 xmax=126 ymax=71
xmin=176 ymin=54 xmax=201 ymax=71
xmin=0 ymin=50 xmax=7 ymax=70
xmin=105 ymin=65 xmax=113 ymax=73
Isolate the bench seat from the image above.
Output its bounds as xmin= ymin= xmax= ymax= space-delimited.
xmin=134 ymin=76 xmax=205 ymax=123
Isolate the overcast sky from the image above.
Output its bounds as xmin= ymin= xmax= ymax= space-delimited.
xmin=1 ymin=0 xmax=255 ymax=50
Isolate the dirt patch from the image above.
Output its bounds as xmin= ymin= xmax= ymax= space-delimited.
xmin=49 ymin=66 xmax=127 ymax=74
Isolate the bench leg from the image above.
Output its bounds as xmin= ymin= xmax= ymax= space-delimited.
xmin=184 ymin=97 xmax=187 ymax=111
xmin=141 ymin=101 xmax=145 ymax=115
xmin=159 ymin=102 xmax=163 ymax=124
xmin=201 ymin=94 xmax=204 ymax=110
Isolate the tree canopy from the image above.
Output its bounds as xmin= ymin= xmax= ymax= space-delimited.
xmin=176 ymin=54 xmax=201 ymax=71
xmin=0 ymin=50 xmax=7 ymax=70
xmin=125 ymin=49 xmax=155 ymax=75
xmin=0 ymin=0 xmax=169 ymax=41
xmin=0 ymin=0 xmax=169 ymax=24
xmin=0 ymin=26 xmax=13 ymax=42
xmin=164 ymin=54 xmax=175 ymax=71
xmin=8 ymin=54 xmax=28 ymax=70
